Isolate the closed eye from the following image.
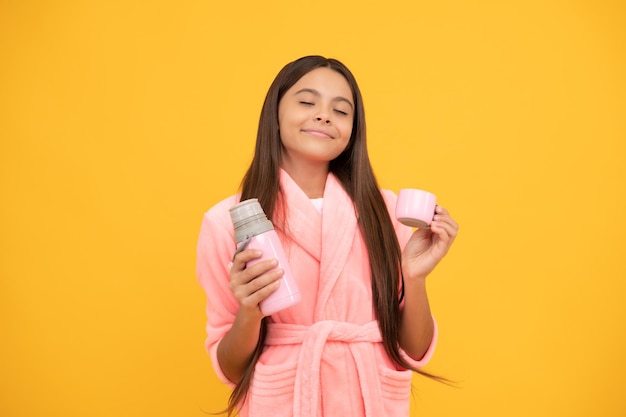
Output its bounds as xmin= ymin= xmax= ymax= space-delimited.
xmin=334 ymin=109 xmax=349 ymax=116
xmin=299 ymin=101 xmax=314 ymax=106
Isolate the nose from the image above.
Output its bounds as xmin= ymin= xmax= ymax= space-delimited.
xmin=315 ymin=115 xmax=331 ymax=124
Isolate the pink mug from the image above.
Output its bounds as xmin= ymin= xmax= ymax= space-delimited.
xmin=396 ymin=188 xmax=437 ymax=229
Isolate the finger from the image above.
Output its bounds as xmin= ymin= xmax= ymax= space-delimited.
xmin=231 ymin=258 xmax=279 ymax=289
xmin=432 ymin=216 xmax=458 ymax=237
xmin=434 ymin=205 xmax=454 ymax=220
xmin=434 ymin=207 xmax=459 ymax=231
xmin=246 ymin=268 xmax=283 ymax=296
xmin=238 ymin=270 xmax=283 ymax=310
xmin=231 ymin=264 xmax=281 ymax=297
xmin=430 ymin=221 xmax=458 ymax=252
xmin=232 ymin=249 xmax=263 ymax=270
xmin=242 ymin=258 xmax=280 ymax=282
xmin=244 ymin=278 xmax=282 ymax=313
xmin=429 ymin=221 xmax=451 ymax=243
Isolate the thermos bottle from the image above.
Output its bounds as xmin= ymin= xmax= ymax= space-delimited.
xmin=229 ymin=198 xmax=301 ymax=315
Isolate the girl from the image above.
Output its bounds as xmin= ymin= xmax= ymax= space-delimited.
xmin=196 ymin=55 xmax=458 ymax=417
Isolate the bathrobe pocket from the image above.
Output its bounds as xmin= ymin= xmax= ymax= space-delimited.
xmin=248 ymin=360 xmax=298 ymax=417
xmin=378 ymin=365 xmax=413 ymax=417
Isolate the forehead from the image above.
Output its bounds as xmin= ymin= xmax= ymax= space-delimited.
xmin=289 ymin=67 xmax=353 ymax=99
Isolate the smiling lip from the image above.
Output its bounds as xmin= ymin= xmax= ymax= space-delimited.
xmin=302 ymin=129 xmax=334 ymax=139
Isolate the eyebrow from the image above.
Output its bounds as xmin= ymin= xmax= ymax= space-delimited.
xmin=294 ymin=88 xmax=354 ymax=109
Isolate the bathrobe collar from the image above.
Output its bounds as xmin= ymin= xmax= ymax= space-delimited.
xmin=278 ymin=169 xmax=358 ymax=320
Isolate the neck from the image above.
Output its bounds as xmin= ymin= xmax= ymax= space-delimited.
xmin=280 ymin=160 xmax=329 ymax=198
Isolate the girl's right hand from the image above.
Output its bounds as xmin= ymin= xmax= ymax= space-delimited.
xmin=229 ymin=249 xmax=283 ymax=317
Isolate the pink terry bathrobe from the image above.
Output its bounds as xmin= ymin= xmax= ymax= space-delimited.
xmin=196 ymin=170 xmax=437 ymax=417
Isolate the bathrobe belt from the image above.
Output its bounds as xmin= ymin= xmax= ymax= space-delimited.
xmin=265 ymin=320 xmax=386 ymax=417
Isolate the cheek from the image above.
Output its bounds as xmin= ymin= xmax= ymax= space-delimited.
xmin=278 ymin=108 xmax=301 ymax=132
xmin=340 ymin=119 xmax=354 ymax=141
xmin=278 ymin=125 xmax=290 ymax=146
xmin=277 ymin=114 xmax=291 ymax=140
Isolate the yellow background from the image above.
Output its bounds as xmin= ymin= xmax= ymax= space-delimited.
xmin=1 ymin=1 xmax=625 ymax=416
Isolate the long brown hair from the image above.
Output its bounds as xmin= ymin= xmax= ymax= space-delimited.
xmin=227 ymin=55 xmax=443 ymax=416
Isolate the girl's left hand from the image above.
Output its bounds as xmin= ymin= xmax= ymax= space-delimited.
xmin=402 ymin=205 xmax=459 ymax=280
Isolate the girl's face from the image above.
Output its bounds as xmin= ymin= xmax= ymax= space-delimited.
xmin=278 ymin=67 xmax=354 ymax=171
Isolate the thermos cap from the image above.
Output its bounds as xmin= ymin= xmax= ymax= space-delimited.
xmin=229 ymin=198 xmax=274 ymax=243
xmin=229 ymin=198 xmax=264 ymax=225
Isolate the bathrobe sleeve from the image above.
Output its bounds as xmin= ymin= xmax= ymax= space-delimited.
xmin=381 ymin=189 xmax=438 ymax=368
xmin=196 ymin=196 xmax=239 ymax=386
